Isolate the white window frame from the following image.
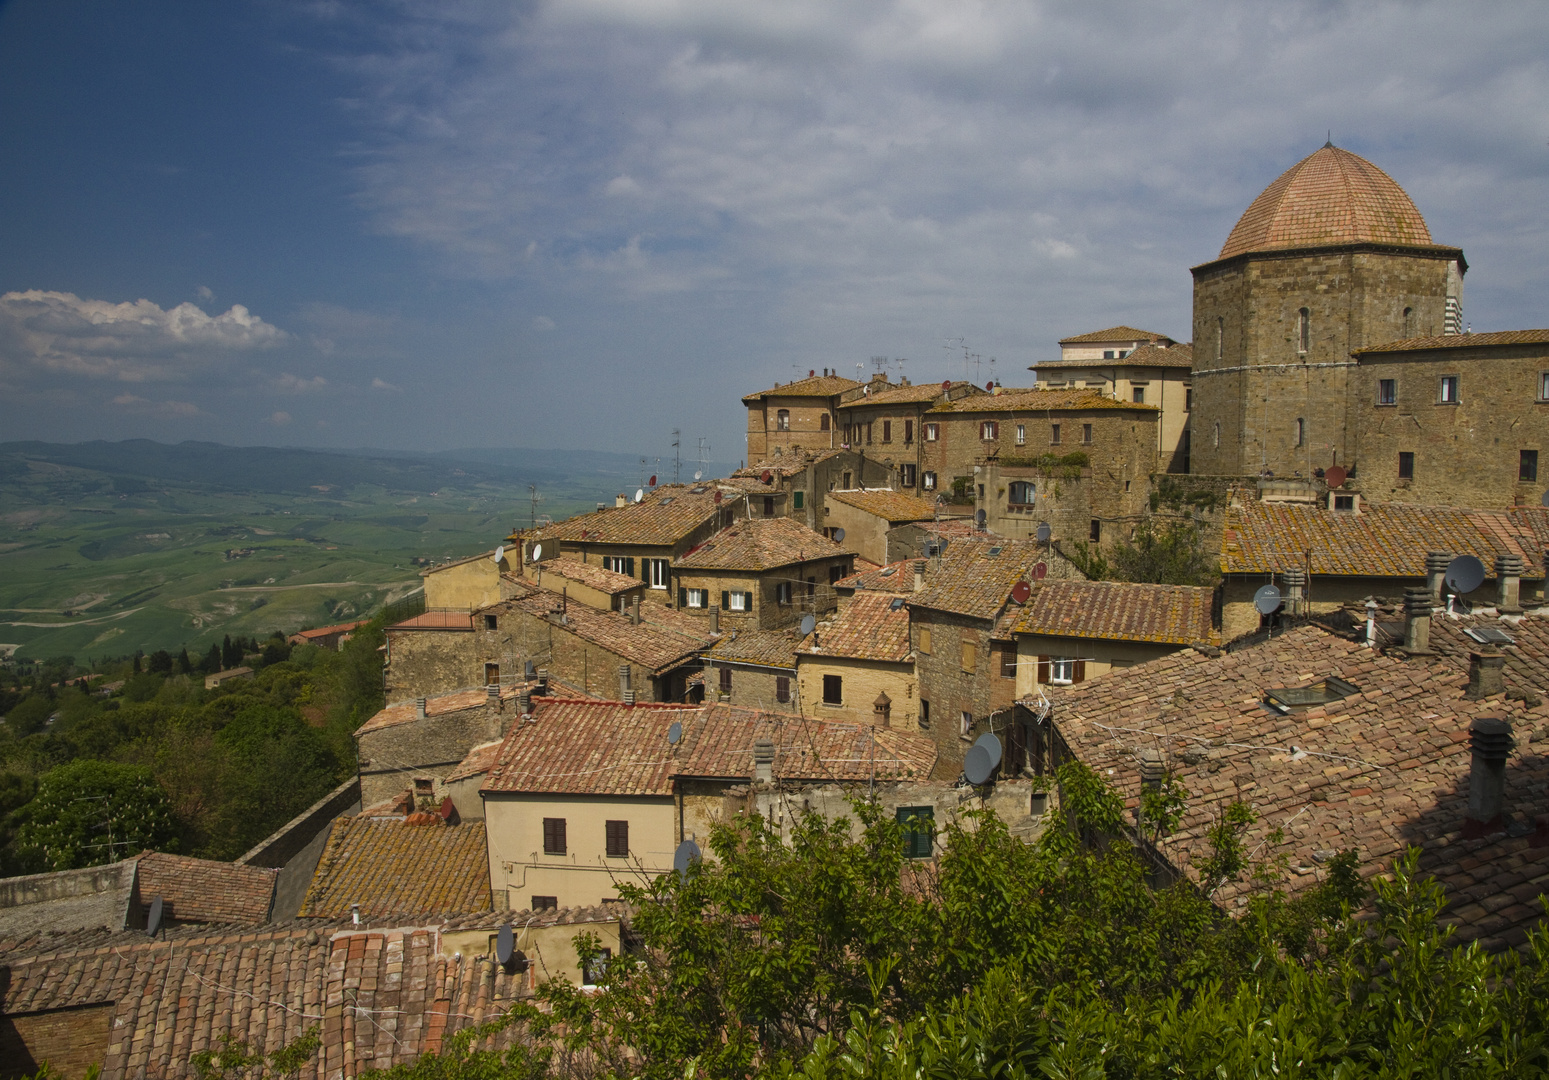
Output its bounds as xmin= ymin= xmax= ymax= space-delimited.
xmin=924 ymin=423 xmax=939 ymax=442
xmin=1539 ymin=371 xmax=1549 ymax=402
xmin=922 ymin=471 xmax=936 ymax=491
xmin=727 ymin=591 xmax=748 ymax=612
xmin=647 ymin=558 xmax=669 ymax=589
xmin=1015 ymin=424 xmax=1026 ymax=445
xmin=959 ymin=711 xmax=973 ymax=737
xmin=604 ymin=555 xmax=632 ymax=575
xmin=1049 ymin=658 xmax=1075 ymax=685
xmin=899 ymin=463 xmax=917 ymax=487
xmin=1439 ymin=375 xmax=1459 ymax=404
xmin=686 ymin=588 xmax=708 ymax=609
xmin=980 ymin=421 xmax=998 ymax=441
xmin=776 ymin=581 xmax=792 ymax=605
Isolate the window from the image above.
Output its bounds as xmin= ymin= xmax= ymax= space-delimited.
xmin=484 ymin=614 xmax=498 ymax=630
xmin=1540 ymin=372 xmax=1549 ymax=402
xmin=897 ymin=806 xmax=935 ymax=859
xmin=793 ymin=490 xmax=805 ymax=509
xmin=775 ymin=676 xmax=790 ymax=704
xmin=924 ymin=423 xmax=939 ymax=441
xmin=582 ymin=947 xmax=611 ymax=988
xmin=415 ymin=777 xmax=434 ymax=796
xmin=776 ymin=581 xmax=792 ymax=604
xmin=682 ymin=588 xmax=708 ymax=609
xmin=904 ymin=420 xmax=914 ymax=444
xmin=1445 ymin=296 xmax=1462 ymax=335
xmin=646 ymin=558 xmax=669 ymax=589
xmin=899 ymin=463 xmax=917 ymax=487
xmin=719 ymin=666 xmax=732 ymax=693
xmin=918 ymin=627 xmax=932 ymax=654
xmin=843 ymin=471 xmax=853 ymax=488
xmin=776 ymin=409 xmax=790 ymax=431
xmin=922 ymin=471 xmax=936 ymax=491
xmin=1439 ymin=375 xmax=1459 ymax=403
xmin=1050 ymin=658 xmax=1075 ymax=684
xmin=1297 ymin=307 xmax=1310 ymax=353
xmin=919 ymin=699 xmax=930 ymax=727
xmin=1008 ymin=481 xmax=1035 ymax=505
xmin=961 ymin=640 xmax=976 ymax=671
xmin=1051 ymin=423 xmax=1061 ymax=444
xmin=980 ymin=421 xmax=999 ymax=441
xmin=882 ymin=420 xmax=892 ymax=443
xmin=1215 ymin=316 xmax=1224 ymax=362
xmin=1398 ymin=451 xmax=1414 ymax=480
xmin=485 ymin=663 xmax=500 ymax=687
xmin=1103 ymin=350 xmax=1116 ymax=359
xmin=542 ymin=818 xmax=567 ymax=855
xmin=1378 ymin=379 xmax=1396 ymax=405
xmin=822 ymin=674 xmax=842 ymax=705
xmin=828 ymin=565 xmax=844 ymax=584
xmin=1089 ymin=519 xmax=1101 ymax=542
xmin=724 ymin=590 xmax=752 ymax=612
xmin=1081 ymin=423 xmax=1092 ymax=445
xmin=1185 ymin=386 xmax=1193 ymax=410
xmin=1403 ymin=306 xmax=1415 ymax=337
xmin=1213 ymin=421 xmax=1220 ymax=449
xmin=604 ymin=556 xmax=635 ymax=576
xmin=1294 ymin=418 xmax=1305 ymax=447
xmin=532 ymin=895 xmax=558 ymax=911
xmin=1015 ymin=424 xmax=1026 ymax=445
xmin=843 ymin=424 xmax=853 ymax=445
xmin=978 ymin=484 xmax=985 ymax=498
xmin=1522 ymin=450 xmax=1540 ymax=482
xmin=1132 ymin=387 xmax=1145 ymax=404
xmin=866 ymin=424 xmax=873 ymax=445
xmin=763 ymin=496 xmax=775 ymax=517
xmin=960 ymin=711 xmax=973 ymax=738
xmin=605 ymin=820 xmax=629 ymax=858
xmin=1333 ymin=494 xmax=1357 ymax=512
xmin=1000 ymin=649 xmax=1016 ymax=679
xmin=820 ymin=414 xmax=830 ymax=431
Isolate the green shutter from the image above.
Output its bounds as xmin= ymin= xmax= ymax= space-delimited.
xmin=626 ymin=557 xmax=635 ymax=576
xmin=722 ymin=590 xmax=730 ymax=610
xmin=793 ymin=491 xmax=804 ymax=509
xmin=643 ymin=559 xmax=651 ymax=583
xmin=744 ymin=591 xmax=754 ymax=611
xmin=679 ymin=587 xmax=687 ymax=607
xmin=896 ymin=807 xmax=934 ymax=859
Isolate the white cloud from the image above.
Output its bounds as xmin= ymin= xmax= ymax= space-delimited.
xmin=195 ymin=285 xmax=214 ymax=301
xmin=273 ymin=372 xmax=329 ymax=393
xmin=0 ymin=290 xmax=286 ymax=382
xmin=370 ymin=376 xmax=402 ymax=392
xmin=532 ymin=315 xmax=555 ymax=331
xmin=267 ymin=410 xmax=293 ymax=426
xmin=111 ymin=393 xmax=203 ymax=418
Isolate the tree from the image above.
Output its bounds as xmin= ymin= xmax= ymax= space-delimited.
xmin=221 ymin=634 xmax=241 ymax=671
xmin=147 ymin=649 xmax=174 ymax=675
xmin=203 ymin=643 xmax=223 ymax=673
xmin=9 ymin=760 xmax=178 ymax=871
xmin=177 ymin=647 xmax=192 ymax=674
xmin=1108 ymin=516 xmax=1218 ymax=586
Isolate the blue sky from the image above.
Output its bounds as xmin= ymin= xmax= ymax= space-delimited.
xmin=1 ymin=0 xmax=1545 ymax=463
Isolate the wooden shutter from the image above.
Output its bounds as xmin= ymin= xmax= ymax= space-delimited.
xmin=626 ymin=557 xmax=635 ymax=576
xmin=744 ymin=591 xmax=754 ymax=611
xmin=605 ymin=820 xmax=628 ymax=858
xmin=679 ymin=587 xmax=688 ymax=607
xmin=776 ymin=676 xmax=790 ymax=703
xmin=543 ymin=818 xmax=566 ymax=855
xmin=1073 ymin=660 xmax=1086 ymax=684
xmin=642 ymin=559 xmax=651 ymax=583
xmin=1037 ymin=655 xmax=1051 ymax=684
xmin=722 ymin=590 xmax=730 ymax=610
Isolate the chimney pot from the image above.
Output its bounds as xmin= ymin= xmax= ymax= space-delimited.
xmin=1281 ymin=567 xmax=1306 ymax=616
xmin=631 ymin=596 xmax=642 ymax=624
xmin=623 ymin=689 xmax=636 ymax=706
xmin=752 ymin=735 xmax=775 ymax=784
xmin=415 ymin=697 xmax=427 ymax=719
xmin=1425 ymin=551 xmax=1452 ymax=603
xmin=519 ymin=690 xmax=532 ymax=716
xmin=1464 ymin=716 xmax=1513 ymax=836
xmin=1466 ymin=646 xmax=1508 ymax=700
xmin=913 ymin=559 xmax=927 ymax=592
xmin=1138 ymin=748 xmax=1165 ymax=790
xmin=873 ymin=691 xmax=892 ymax=728
xmin=1402 ymin=587 xmax=1433 ymax=652
xmin=487 ymin=684 xmax=500 ymax=704
xmin=1496 ymin=553 xmax=1525 ymax=613
xmin=619 ymin=664 xmax=631 ymax=700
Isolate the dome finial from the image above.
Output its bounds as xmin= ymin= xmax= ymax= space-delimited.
xmin=1324 ymin=131 xmax=1334 ymax=148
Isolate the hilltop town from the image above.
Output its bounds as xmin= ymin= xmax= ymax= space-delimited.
xmin=2 ymin=144 xmax=1547 ymax=1076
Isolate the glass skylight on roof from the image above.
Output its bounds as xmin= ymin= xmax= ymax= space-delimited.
xmin=987 ymin=546 xmax=1002 ymax=556
xmin=657 ymin=497 xmax=674 ymax=505
xmin=689 ymin=486 xmax=708 ymax=494
xmin=879 ymin=567 xmax=897 ymax=576
xmin=1263 ymin=675 xmax=1359 ymax=714
xmin=1465 ymin=626 xmax=1516 ymax=646
xmin=890 ymin=597 xmax=906 ymax=611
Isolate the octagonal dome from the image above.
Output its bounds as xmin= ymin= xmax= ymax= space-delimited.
xmin=1219 ymin=144 xmax=1432 ymax=260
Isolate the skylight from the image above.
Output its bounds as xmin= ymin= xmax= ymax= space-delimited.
xmin=1465 ymin=626 xmax=1515 ymax=646
xmin=1264 ymin=675 xmax=1360 ymax=714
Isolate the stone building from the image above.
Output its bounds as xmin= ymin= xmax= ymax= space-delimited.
xmin=672 ymin=517 xmax=853 ymax=632
xmin=355 ymin=686 xmax=515 ymax=808
xmin=1350 ymin=330 xmax=1549 ymax=508
xmin=743 ymin=371 xmax=869 ymax=460
xmin=703 ymin=627 xmax=802 ymax=711
xmin=834 ymin=379 xmax=983 ymax=489
xmin=735 ymin=446 xmax=897 ymax=531
xmin=1033 ymin=330 xmax=1194 ymax=473
xmin=794 ymin=590 xmax=917 ymax=729
xmin=384 ymin=610 xmax=481 ymax=701
xmin=822 ymin=488 xmax=944 ymax=563
xmin=521 ymin=556 xmax=644 ymax=612
xmin=1189 ymin=143 xmax=1468 ymax=479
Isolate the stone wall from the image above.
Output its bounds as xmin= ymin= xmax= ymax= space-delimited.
xmin=910 ymin=609 xmax=998 ymax=778
xmin=794 ymin=653 xmax=918 ymax=730
xmin=704 ymin=659 xmax=797 ymax=713
xmin=752 ymin=778 xmax=1048 ymax=851
xmin=357 ymin=700 xmax=507 ymax=808
xmin=0 ymin=1004 xmax=114 ymax=1080
xmin=423 ymin=555 xmax=507 ymax=611
xmin=385 ymin=626 xmax=475 ymax=702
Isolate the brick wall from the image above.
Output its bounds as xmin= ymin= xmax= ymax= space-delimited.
xmin=748 ymin=395 xmax=843 ymax=460
xmin=0 ymin=1004 xmax=113 ymax=1080
xmin=906 ymin=609 xmax=999 ymax=777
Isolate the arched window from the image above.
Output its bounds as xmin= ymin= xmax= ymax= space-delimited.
xmin=1297 ymin=308 xmax=1311 ymax=353
xmin=1294 ymin=417 xmax=1305 ymax=447
xmin=776 ymin=409 xmax=790 ymax=431
xmin=1008 ymin=481 xmax=1036 ymax=505
xmin=819 ymin=414 xmax=830 ymax=431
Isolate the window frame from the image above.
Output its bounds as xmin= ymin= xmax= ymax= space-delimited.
xmin=793 ymin=490 xmax=805 ymax=510
xmin=904 ymin=419 xmax=914 ymax=444
xmin=882 ymin=420 xmax=892 ymax=443
xmin=999 ymin=649 xmax=1017 ymax=679
xmin=1049 ymin=658 xmax=1076 ymax=685
xmin=776 ymin=409 xmax=790 ymax=431
xmin=1539 ymin=371 xmax=1549 ymax=402
xmin=1008 ymin=481 xmax=1036 ymax=505
xmin=1050 ymin=423 xmax=1061 ymax=445
xmin=484 ymin=614 xmax=498 ymax=630
xmin=961 ymin=640 xmax=976 ymax=672
xmin=604 ymin=555 xmax=635 ymax=576
xmin=605 ymin=819 xmax=629 ymax=858
xmin=775 ymin=676 xmax=791 ymax=704
xmin=581 ymin=947 xmax=612 ymax=988
xmin=685 ymin=588 xmax=709 ymax=609
xmin=922 ymin=471 xmax=936 ymax=491
xmin=719 ymin=666 xmax=733 ymax=693
xmin=980 ymin=420 xmax=999 ymax=441
xmin=899 ymin=463 xmax=917 ymax=487
xmin=532 ymin=895 xmax=558 ymax=911
xmin=1081 ymin=423 xmax=1092 ymax=445
xmin=646 ymin=558 xmax=669 ymax=589
xmin=822 ymin=673 xmax=843 ymax=706
xmin=1377 ymin=379 xmax=1396 ymax=406
xmin=918 ymin=627 xmax=932 ymax=655
xmin=1132 ymin=386 xmax=1145 ymax=404
xmin=1297 ymin=307 xmax=1311 ymax=354
xmin=897 ymin=806 xmax=935 ymax=859
xmin=726 ymin=591 xmax=749 ymax=612
xmin=776 ymin=580 xmax=793 ymax=605
xmin=1438 ymin=375 xmax=1459 ymax=404
xmin=1522 ymin=449 xmax=1540 ymax=483
xmin=1398 ymin=451 xmax=1415 ymax=480
xmin=924 ymin=422 xmax=939 ymax=442
xmin=542 ymin=817 xmax=567 ymax=856
xmin=1015 ymin=423 xmax=1026 ymax=445
xmin=485 ymin=662 xmax=500 ymax=687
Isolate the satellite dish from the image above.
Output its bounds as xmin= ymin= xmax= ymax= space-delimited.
xmin=668 ymin=720 xmax=683 ymax=746
xmin=832 ymin=528 xmax=845 ymax=543
xmin=941 ymin=379 xmax=951 ymax=392
xmin=713 ymin=491 xmax=723 ymax=504
xmin=1035 ymin=522 xmax=1051 ymax=543
xmin=1253 ymin=583 xmax=1282 ymax=615
xmin=963 ymin=744 xmax=995 ymax=786
xmin=673 ymin=839 xmax=701 ymax=880
xmin=975 ymin=509 xmax=987 ymax=527
xmin=531 ymin=543 xmax=542 ymax=562
xmin=760 ymin=470 xmax=773 ymax=484
xmin=1011 ymin=580 xmax=1031 ymax=604
xmin=146 ymin=895 xmax=164 ymax=938
xmin=799 ymin=614 xmax=817 ymax=636
xmin=650 ymin=475 xmax=657 ymax=487
xmin=973 ymin=732 xmax=1003 ymax=770
xmin=1325 ymin=465 xmax=1347 ymax=489
xmin=634 ymin=488 xmax=644 ymax=503
xmin=493 ymin=545 xmax=505 ymax=564
xmin=1541 ymin=489 xmax=1549 ymax=508
xmin=496 ymin=923 xmax=515 ymax=967
xmin=1033 ymin=562 xmax=1047 ymax=580
xmin=985 ymin=381 xmax=994 ymax=391
xmin=694 ymin=470 xmax=703 ymax=481
xmin=1444 ymin=554 xmax=1486 ymax=594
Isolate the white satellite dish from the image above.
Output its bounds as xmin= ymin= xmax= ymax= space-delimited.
xmin=531 ymin=543 xmax=542 ymax=562
xmin=694 ymin=470 xmax=703 ymax=481
xmin=1253 ymin=583 xmax=1282 ymax=615
xmin=799 ymin=614 xmax=817 ymax=636
xmin=493 ymin=545 xmax=504 ymax=564
xmin=673 ymin=839 xmax=701 ymax=880
xmin=634 ymin=488 xmax=644 ymax=503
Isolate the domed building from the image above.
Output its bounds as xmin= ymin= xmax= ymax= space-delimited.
xmin=1188 ymin=143 xmax=1467 ymax=478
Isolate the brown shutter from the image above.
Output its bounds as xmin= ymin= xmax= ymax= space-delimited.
xmin=1037 ymin=655 xmax=1051 ymax=684
xmin=679 ymin=587 xmax=688 ymax=607
xmin=1073 ymin=660 xmax=1086 ymax=684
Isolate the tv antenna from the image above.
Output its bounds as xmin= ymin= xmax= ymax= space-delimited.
xmin=528 ymin=485 xmax=541 ymax=530
xmin=671 ymin=429 xmax=682 ymax=485
xmin=696 ymin=437 xmax=710 ymax=478
xmin=871 ymin=355 xmax=889 ymax=377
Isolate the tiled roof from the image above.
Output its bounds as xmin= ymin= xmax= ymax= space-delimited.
xmin=389 ymin=610 xmax=474 ymax=631
xmin=504 ymin=586 xmax=712 ymax=673
xmin=924 ymin=388 xmax=1157 ymax=414
xmin=675 ymin=517 xmax=845 ymax=571
xmin=444 ymin=739 xmax=507 ymax=783
xmin=742 ymin=374 xmax=864 ymax=402
xmin=1218 ymin=144 xmax=1435 ymax=260
xmin=707 ymin=627 xmax=802 ymax=670
xmin=300 ymin=816 xmax=491 ymax=919
xmin=133 ymin=853 xmax=276 ymax=925
xmin=740 ymin=446 xmax=845 ymax=477
xmin=910 ymin=537 xmax=1046 ymax=621
xmin=1050 ymin=624 xmax=1549 ymax=950
xmin=1058 ymin=326 xmax=1175 ymax=345
xmin=1014 ymin=580 xmax=1218 ymax=646
xmin=827 ymin=489 xmax=940 ymax=523
xmin=292 ymin=619 xmax=369 ymax=640
xmin=1221 ymin=500 xmax=1549 ymax=579
xmin=1354 ymin=329 xmax=1549 ymax=354
xmin=798 ymin=591 xmax=913 ymax=663
xmin=673 ymin=705 xmax=936 ymax=783
xmin=1039 ymin=342 xmax=1194 ymax=370
xmin=836 ymin=380 xmax=979 ymax=408
xmin=529 ymin=484 xmax=732 ymax=546
xmin=539 ymin=556 xmax=643 ymax=595
xmin=836 ymin=559 xmax=918 ymax=593
xmin=482 ymin=699 xmax=699 ymax=796
xmin=0 ymin=920 xmax=532 ymax=1076
xmin=1429 ymin=612 xmax=1549 ymax=699
xmin=357 ymin=687 xmax=502 ymax=737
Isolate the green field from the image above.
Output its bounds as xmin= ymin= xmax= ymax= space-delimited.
xmin=0 ymin=440 xmax=693 ymax=662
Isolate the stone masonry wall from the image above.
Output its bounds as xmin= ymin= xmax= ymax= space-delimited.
xmin=357 ymin=700 xmax=506 ymax=808
xmin=385 ymin=627 xmax=475 ymax=702
xmin=910 ymin=609 xmax=998 ymax=779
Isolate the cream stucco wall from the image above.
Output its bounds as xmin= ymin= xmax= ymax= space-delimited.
xmin=439 ymin=918 xmax=624 ymax=989
xmin=794 ymin=654 xmax=919 ymax=730
xmin=424 ymin=554 xmax=508 ymax=611
xmin=1013 ymin=633 xmax=1187 ymax=698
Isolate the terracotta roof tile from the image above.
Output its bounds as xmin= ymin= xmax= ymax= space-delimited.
xmin=133 ymin=853 xmax=276 ymax=925
xmin=1354 ymin=329 xmax=1549 ymax=354
xmin=826 ymin=489 xmax=941 ymax=523
xmin=389 ymin=610 xmax=474 ymax=631
xmin=1057 ymin=326 xmax=1176 ymax=345
xmin=1039 ymin=342 xmax=1194 ymax=371
xmin=444 ymin=739 xmax=508 ymax=783
xmin=742 ymin=374 xmax=864 ymax=401
xmin=540 ymin=556 xmax=643 ymax=595
xmin=300 ymin=816 xmax=491 ymax=919
xmin=673 ymin=704 xmax=936 ymax=782
xmin=836 ymin=559 xmax=919 ymax=593
xmin=837 ymin=380 xmax=980 ymax=408
xmin=503 ymin=586 xmax=712 ymax=673
xmin=910 ymin=537 xmax=1046 ymax=620
xmin=292 ymin=619 xmax=369 ymax=640
xmin=1429 ymin=612 xmax=1549 ymax=698
xmin=1014 ymin=580 xmax=1218 ymax=646
xmin=357 ymin=687 xmax=501 ymax=736
xmin=675 ymin=517 xmax=845 ymax=571
xmin=1218 ymin=145 xmax=1434 ymax=260
xmin=529 ymin=484 xmax=733 ymax=546
xmin=925 ymin=388 xmax=1158 ymax=414
xmin=1221 ymin=499 xmax=1549 ymax=579
xmin=798 ymin=591 xmax=913 ymax=662
xmin=482 ymin=699 xmax=699 ymax=796
xmin=707 ymin=627 xmax=801 ymax=670
xmin=740 ymin=446 xmax=846 ymax=476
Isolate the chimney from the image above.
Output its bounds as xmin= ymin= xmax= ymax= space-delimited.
xmin=1137 ymin=748 xmax=1164 ymax=824
xmin=623 ymin=689 xmax=636 ymax=706
xmin=536 ymin=667 xmax=549 ymax=695
xmin=913 ymin=559 xmax=927 ymax=592
xmin=752 ymin=736 xmax=775 ymax=784
xmin=519 ymin=690 xmax=533 ymax=716
xmin=1281 ymin=567 xmax=1306 ymax=618
xmin=415 ymin=697 xmax=427 ymax=719
xmin=1466 ymin=645 xmax=1507 ymax=700
xmin=631 ymin=596 xmax=642 ymax=625
xmin=873 ymin=691 xmax=891 ymax=728
xmin=1402 ymin=587 xmax=1432 ymax=652
xmin=618 ymin=664 xmax=631 ymax=700
xmin=615 ymin=494 xmax=628 ymax=508
xmin=486 ymin=684 xmax=500 ymax=704
xmin=1496 ymin=553 xmax=1524 ymax=613
xmin=1463 ymin=717 xmax=1513 ymax=837
xmin=709 ymin=604 xmax=720 ymax=634
xmin=1425 ymin=551 xmax=1452 ymax=603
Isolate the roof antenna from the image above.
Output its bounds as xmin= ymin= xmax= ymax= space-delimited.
xmin=1325 ymin=130 xmax=1333 ymax=148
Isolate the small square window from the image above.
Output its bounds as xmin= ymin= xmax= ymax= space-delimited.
xmin=484 ymin=614 xmax=498 ymax=630
xmin=1049 ymin=659 xmax=1075 ymax=685
xmin=822 ymin=673 xmax=842 ymax=705
xmin=582 ymin=947 xmax=612 ymax=988
xmin=1333 ymin=494 xmax=1356 ymax=512
xmin=1378 ymin=379 xmax=1396 ymax=405
xmin=999 ymin=650 xmax=1016 ymax=679
xmin=685 ymin=588 xmax=708 ymax=609
xmin=1522 ymin=450 xmax=1540 ymax=482
xmin=1398 ymin=451 xmax=1414 ymax=480
xmin=1438 ymin=375 xmax=1459 ymax=403
xmin=532 ymin=895 xmax=558 ymax=911
xmin=1103 ymin=350 xmax=1116 ymax=359
xmin=414 ymin=777 xmax=434 ymax=795
xmin=1132 ymin=387 xmax=1145 ymax=404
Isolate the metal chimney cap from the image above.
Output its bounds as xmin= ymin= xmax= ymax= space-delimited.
xmin=1469 ymin=716 xmax=1514 ymax=760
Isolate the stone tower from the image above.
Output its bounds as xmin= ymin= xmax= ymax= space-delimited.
xmin=1189 ymin=144 xmax=1466 ymax=478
